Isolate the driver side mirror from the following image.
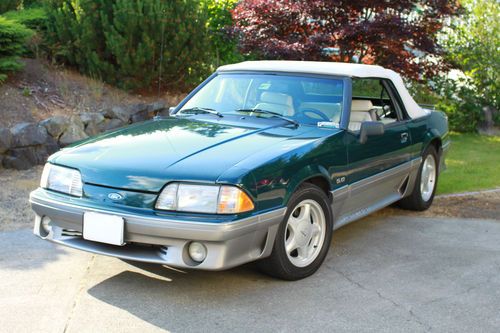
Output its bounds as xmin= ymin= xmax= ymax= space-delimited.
xmin=168 ymin=106 xmax=176 ymax=115
xmin=359 ymin=121 xmax=384 ymax=144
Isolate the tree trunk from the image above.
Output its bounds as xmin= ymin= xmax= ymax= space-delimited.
xmin=478 ymin=106 xmax=499 ymax=136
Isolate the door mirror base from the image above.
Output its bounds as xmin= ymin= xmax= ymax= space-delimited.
xmin=359 ymin=121 xmax=385 ymax=144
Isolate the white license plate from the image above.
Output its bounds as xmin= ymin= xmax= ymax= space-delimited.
xmin=83 ymin=212 xmax=125 ymax=246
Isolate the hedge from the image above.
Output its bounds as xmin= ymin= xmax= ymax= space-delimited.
xmin=0 ymin=16 xmax=32 ymax=83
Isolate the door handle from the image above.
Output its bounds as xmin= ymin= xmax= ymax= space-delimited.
xmin=401 ymin=132 xmax=409 ymax=144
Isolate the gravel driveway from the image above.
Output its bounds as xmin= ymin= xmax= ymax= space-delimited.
xmin=1 ymin=168 xmax=500 ymax=332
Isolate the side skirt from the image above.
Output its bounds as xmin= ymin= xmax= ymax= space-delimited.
xmin=330 ymin=157 xmax=421 ymax=230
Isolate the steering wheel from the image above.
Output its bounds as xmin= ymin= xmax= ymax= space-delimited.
xmin=296 ymin=108 xmax=330 ymax=123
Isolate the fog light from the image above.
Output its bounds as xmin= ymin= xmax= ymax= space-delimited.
xmin=40 ymin=216 xmax=52 ymax=237
xmin=188 ymin=242 xmax=207 ymax=263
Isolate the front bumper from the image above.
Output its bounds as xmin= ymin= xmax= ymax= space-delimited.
xmin=30 ymin=189 xmax=286 ymax=270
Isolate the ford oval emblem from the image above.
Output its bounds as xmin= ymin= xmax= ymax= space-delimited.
xmin=108 ymin=193 xmax=124 ymax=201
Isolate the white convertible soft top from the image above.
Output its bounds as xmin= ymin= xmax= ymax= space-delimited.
xmin=218 ymin=61 xmax=428 ymax=119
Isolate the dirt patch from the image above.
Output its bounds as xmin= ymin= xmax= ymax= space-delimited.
xmin=0 ymin=58 xmax=186 ymax=128
xmin=1 ymin=167 xmax=498 ymax=232
xmin=375 ymin=191 xmax=500 ymax=220
xmin=0 ymin=166 xmax=41 ymax=231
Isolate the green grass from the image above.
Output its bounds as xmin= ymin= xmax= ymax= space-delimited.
xmin=437 ymin=133 xmax=500 ymax=194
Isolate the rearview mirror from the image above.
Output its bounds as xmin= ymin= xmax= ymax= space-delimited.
xmin=359 ymin=121 xmax=384 ymax=144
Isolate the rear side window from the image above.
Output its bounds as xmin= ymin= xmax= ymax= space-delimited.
xmin=352 ymin=79 xmax=383 ymax=99
xmin=348 ymin=78 xmax=406 ymax=131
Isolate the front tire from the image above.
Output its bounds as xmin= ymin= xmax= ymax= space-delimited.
xmin=258 ymin=183 xmax=333 ymax=280
xmin=398 ymin=145 xmax=439 ymax=211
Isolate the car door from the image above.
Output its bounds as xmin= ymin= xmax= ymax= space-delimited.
xmin=338 ymin=79 xmax=414 ymax=224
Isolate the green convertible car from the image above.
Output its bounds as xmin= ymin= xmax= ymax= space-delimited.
xmin=31 ymin=61 xmax=450 ymax=280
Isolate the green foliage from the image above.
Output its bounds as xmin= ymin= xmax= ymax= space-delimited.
xmin=0 ymin=16 xmax=32 ymax=83
xmin=3 ymin=7 xmax=48 ymax=57
xmin=444 ymin=0 xmax=499 ymax=110
xmin=407 ymin=82 xmax=440 ymax=106
xmin=3 ymin=7 xmax=47 ymax=31
xmin=23 ymin=0 xmax=43 ymax=8
xmin=437 ymin=0 xmax=499 ymax=132
xmin=434 ymin=77 xmax=483 ymax=133
xmin=201 ymin=0 xmax=242 ymax=68
xmin=0 ymin=1 xmax=20 ymax=14
xmin=44 ymin=0 xmax=212 ymax=91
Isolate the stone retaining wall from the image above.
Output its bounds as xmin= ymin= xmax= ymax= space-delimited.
xmin=0 ymin=102 xmax=169 ymax=170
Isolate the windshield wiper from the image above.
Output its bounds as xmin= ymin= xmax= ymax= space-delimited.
xmin=179 ymin=107 xmax=223 ymax=118
xmin=236 ymin=108 xmax=299 ymax=127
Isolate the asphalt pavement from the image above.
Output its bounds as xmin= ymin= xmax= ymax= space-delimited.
xmin=1 ymin=215 xmax=499 ymax=333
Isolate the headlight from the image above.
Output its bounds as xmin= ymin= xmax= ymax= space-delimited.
xmin=40 ymin=163 xmax=83 ymax=197
xmin=156 ymin=183 xmax=254 ymax=214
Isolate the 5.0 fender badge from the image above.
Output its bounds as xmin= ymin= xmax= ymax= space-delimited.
xmin=108 ymin=193 xmax=124 ymax=200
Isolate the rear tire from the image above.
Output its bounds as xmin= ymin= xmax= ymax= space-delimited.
xmin=398 ymin=145 xmax=439 ymax=211
xmin=258 ymin=183 xmax=333 ymax=280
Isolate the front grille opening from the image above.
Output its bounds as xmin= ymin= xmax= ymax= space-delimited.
xmin=62 ymin=229 xmax=82 ymax=237
xmin=159 ymin=246 xmax=168 ymax=256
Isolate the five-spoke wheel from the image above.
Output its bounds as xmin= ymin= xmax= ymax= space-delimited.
xmin=398 ymin=145 xmax=439 ymax=211
xmin=258 ymin=183 xmax=333 ymax=280
xmin=284 ymin=199 xmax=326 ymax=267
xmin=420 ymin=154 xmax=436 ymax=202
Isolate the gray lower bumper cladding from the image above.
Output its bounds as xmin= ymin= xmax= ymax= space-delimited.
xmin=30 ymin=190 xmax=286 ymax=270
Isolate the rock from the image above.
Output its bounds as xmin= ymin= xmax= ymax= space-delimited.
xmin=80 ymin=112 xmax=105 ymax=136
xmin=99 ymin=118 xmax=125 ymax=132
xmin=79 ymin=112 xmax=104 ymax=125
xmin=2 ymin=156 xmax=31 ymax=170
xmin=0 ymin=127 xmax=13 ymax=153
xmin=3 ymin=145 xmax=50 ymax=169
xmin=103 ymin=106 xmax=132 ymax=123
xmin=127 ymin=103 xmax=148 ymax=116
xmin=10 ymin=122 xmax=50 ymax=148
xmin=45 ymin=141 xmax=60 ymax=155
xmin=131 ymin=109 xmax=150 ymax=123
xmin=156 ymin=109 xmax=170 ymax=117
xmin=59 ymin=116 xmax=88 ymax=146
xmin=40 ymin=116 xmax=70 ymax=139
xmin=147 ymin=101 xmax=166 ymax=113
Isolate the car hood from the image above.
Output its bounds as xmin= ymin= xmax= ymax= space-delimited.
xmin=51 ymin=117 xmax=336 ymax=192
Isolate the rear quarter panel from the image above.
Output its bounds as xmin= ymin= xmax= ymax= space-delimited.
xmin=408 ymin=111 xmax=450 ymax=158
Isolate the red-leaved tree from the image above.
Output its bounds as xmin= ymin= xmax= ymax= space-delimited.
xmin=232 ymin=1 xmax=461 ymax=80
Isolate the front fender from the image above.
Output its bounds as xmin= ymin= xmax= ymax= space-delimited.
xmin=284 ymin=165 xmax=331 ymax=205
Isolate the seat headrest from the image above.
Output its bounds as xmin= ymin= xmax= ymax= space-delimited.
xmin=260 ymin=92 xmax=293 ymax=106
xmin=351 ymin=99 xmax=374 ymax=112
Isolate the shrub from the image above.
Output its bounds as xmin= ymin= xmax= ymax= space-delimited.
xmin=0 ymin=16 xmax=32 ymax=83
xmin=3 ymin=7 xmax=48 ymax=57
xmin=0 ymin=1 xmax=20 ymax=14
xmin=45 ymin=0 xmax=211 ymax=91
xmin=434 ymin=77 xmax=484 ymax=133
xmin=3 ymin=7 xmax=48 ymax=31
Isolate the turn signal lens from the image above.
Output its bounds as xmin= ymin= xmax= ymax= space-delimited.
xmin=155 ymin=183 xmax=255 ymax=214
xmin=217 ymin=186 xmax=255 ymax=214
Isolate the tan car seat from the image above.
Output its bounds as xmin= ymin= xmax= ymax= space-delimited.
xmin=349 ymin=100 xmax=376 ymax=131
xmin=255 ymin=92 xmax=295 ymax=116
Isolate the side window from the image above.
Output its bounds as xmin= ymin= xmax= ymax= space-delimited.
xmin=381 ymin=80 xmax=407 ymax=121
xmin=349 ymin=78 xmax=405 ymax=131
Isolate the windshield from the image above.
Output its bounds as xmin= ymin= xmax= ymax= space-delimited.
xmin=178 ymin=73 xmax=344 ymax=126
